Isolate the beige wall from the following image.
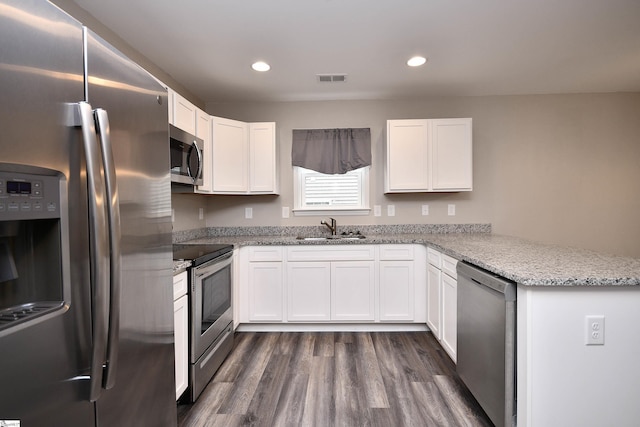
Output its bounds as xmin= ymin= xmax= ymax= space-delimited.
xmin=50 ymin=1 xmax=640 ymax=258
xmin=181 ymin=93 xmax=640 ymax=258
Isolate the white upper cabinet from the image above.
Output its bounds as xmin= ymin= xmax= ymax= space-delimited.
xmin=195 ymin=109 xmax=213 ymax=194
xmin=211 ymin=116 xmax=248 ymax=193
xmin=430 ymin=118 xmax=473 ymax=191
xmin=385 ymin=118 xmax=472 ymax=193
xmin=249 ymin=122 xmax=278 ymax=194
xmin=385 ymin=119 xmax=430 ymax=191
xmin=211 ymin=117 xmax=278 ymax=195
xmin=168 ymin=89 xmax=197 ymax=135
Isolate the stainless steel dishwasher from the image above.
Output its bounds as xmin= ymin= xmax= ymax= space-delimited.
xmin=457 ymin=261 xmax=517 ymax=427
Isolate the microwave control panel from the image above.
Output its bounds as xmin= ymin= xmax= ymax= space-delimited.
xmin=0 ymin=166 xmax=63 ymax=221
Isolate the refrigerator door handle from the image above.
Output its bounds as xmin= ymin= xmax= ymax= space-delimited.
xmin=76 ymin=101 xmax=110 ymax=402
xmin=94 ymin=108 xmax=121 ymax=390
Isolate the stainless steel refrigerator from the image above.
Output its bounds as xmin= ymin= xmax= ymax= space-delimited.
xmin=0 ymin=1 xmax=177 ymax=425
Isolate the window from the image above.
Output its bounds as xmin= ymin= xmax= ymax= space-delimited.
xmin=293 ymin=166 xmax=370 ymax=215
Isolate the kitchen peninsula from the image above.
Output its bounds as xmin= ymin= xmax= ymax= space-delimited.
xmin=175 ymin=224 xmax=640 ymax=427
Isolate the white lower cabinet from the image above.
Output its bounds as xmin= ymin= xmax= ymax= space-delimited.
xmin=173 ymin=271 xmax=188 ymax=400
xmin=427 ymin=247 xmax=458 ymax=362
xmin=239 ymin=244 xmax=425 ymax=325
xmin=248 ymin=262 xmax=283 ymax=321
xmin=440 ymin=271 xmax=457 ymax=359
xmin=287 ymin=262 xmax=331 ymax=321
xmin=379 ymin=261 xmax=414 ymax=321
xmin=244 ymin=247 xmax=284 ymax=322
xmin=286 ymin=259 xmax=376 ymax=322
xmin=426 ymin=264 xmax=442 ymax=339
xmin=331 ymin=261 xmax=375 ymax=321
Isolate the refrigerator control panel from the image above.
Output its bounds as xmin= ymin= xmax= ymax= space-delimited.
xmin=0 ymin=166 xmax=63 ymax=221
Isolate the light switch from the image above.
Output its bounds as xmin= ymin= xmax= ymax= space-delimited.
xmin=282 ymin=206 xmax=290 ymax=218
xmin=245 ymin=207 xmax=253 ymax=219
xmin=374 ymin=205 xmax=381 ymax=217
xmin=387 ymin=205 xmax=395 ymax=217
xmin=448 ymin=204 xmax=456 ymax=216
xmin=198 ymin=207 xmax=204 ymax=220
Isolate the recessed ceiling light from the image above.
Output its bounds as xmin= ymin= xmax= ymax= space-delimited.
xmin=251 ymin=61 xmax=271 ymax=72
xmin=407 ymin=56 xmax=427 ymax=67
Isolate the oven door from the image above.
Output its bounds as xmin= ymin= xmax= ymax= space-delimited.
xmin=190 ymin=252 xmax=233 ymax=363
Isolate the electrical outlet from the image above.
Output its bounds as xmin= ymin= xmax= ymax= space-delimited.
xmin=198 ymin=207 xmax=204 ymax=220
xmin=245 ymin=207 xmax=253 ymax=219
xmin=585 ymin=315 xmax=605 ymax=345
xmin=374 ymin=205 xmax=381 ymax=217
xmin=448 ymin=204 xmax=456 ymax=216
xmin=387 ymin=205 xmax=395 ymax=217
xmin=422 ymin=204 xmax=429 ymax=216
xmin=282 ymin=207 xmax=290 ymax=218
xmin=171 ymin=208 xmax=175 ymax=223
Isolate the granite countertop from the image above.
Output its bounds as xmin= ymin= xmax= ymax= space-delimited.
xmin=179 ymin=229 xmax=640 ymax=287
xmin=173 ymin=260 xmax=191 ymax=274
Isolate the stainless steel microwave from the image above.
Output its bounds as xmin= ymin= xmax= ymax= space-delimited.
xmin=170 ymin=124 xmax=203 ymax=186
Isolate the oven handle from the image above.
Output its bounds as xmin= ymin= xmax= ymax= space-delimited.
xmin=193 ymin=252 xmax=233 ymax=280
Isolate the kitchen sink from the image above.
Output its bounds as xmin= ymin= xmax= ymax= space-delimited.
xmin=296 ymin=232 xmax=365 ymax=241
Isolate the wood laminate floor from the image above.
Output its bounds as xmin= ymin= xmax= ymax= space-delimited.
xmin=177 ymin=332 xmax=493 ymax=427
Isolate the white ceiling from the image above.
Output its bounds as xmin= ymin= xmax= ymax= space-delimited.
xmin=72 ymin=0 xmax=640 ymax=103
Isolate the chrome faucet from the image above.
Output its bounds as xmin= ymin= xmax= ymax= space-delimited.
xmin=320 ymin=217 xmax=337 ymax=235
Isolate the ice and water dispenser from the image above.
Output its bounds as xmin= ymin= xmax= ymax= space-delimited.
xmin=0 ymin=163 xmax=69 ymax=335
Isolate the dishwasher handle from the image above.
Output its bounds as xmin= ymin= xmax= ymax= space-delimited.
xmin=457 ymin=261 xmax=516 ymax=301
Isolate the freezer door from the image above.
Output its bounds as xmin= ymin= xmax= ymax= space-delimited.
xmin=0 ymin=1 xmax=94 ymax=425
xmin=84 ymin=30 xmax=177 ymax=426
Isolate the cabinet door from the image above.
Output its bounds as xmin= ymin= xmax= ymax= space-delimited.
xmin=249 ymin=122 xmax=278 ymax=194
xmin=173 ymin=270 xmax=188 ymax=300
xmin=248 ymin=262 xmax=283 ymax=321
xmin=441 ymin=272 xmax=457 ymax=362
xmin=195 ymin=109 xmax=213 ymax=193
xmin=287 ymin=262 xmax=331 ymax=321
xmin=172 ymin=91 xmax=197 ymax=135
xmin=173 ymin=294 xmax=188 ymax=400
xmin=427 ymin=264 xmax=441 ymax=339
xmin=212 ymin=116 xmax=248 ymax=193
xmin=379 ymin=260 xmax=415 ymax=321
xmin=430 ymin=118 xmax=472 ymax=191
xmin=331 ymin=261 xmax=375 ymax=321
xmin=385 ymin=119 xmax=429 ymax=192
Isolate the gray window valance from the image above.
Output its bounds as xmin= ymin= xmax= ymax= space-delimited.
xmin=292 ymin=128 xmax=371 ymax=175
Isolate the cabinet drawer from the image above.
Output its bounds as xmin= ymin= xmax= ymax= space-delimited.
xmin=287 ymin=245 xmax=375 ymax=261
xmin=248 ymin=246 xmax=283 ymax=262
xmin=427 ymin=247 xmax=442 ymax=268
xmin=379 ymin=244 xmax=415 ymax=260
xmin=173 ymin=270 xmax=188 ymax=300
xmin=441 ymin=253 xmax=458 ymax=279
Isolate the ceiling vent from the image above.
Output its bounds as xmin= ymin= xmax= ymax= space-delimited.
xmin=317 ymin=74 xmax=347 ymax=83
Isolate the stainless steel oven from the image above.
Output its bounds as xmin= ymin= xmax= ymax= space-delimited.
xmin=173 ymin=243 xmax=234 ymax=402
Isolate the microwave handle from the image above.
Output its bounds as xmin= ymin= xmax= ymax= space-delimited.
xmin=94 ymin=108 xmax=121 ymax=390
xmin=76 ymin=102 xmax=110 ymax=402
xmin=188 ymin=139 xmax=202 ymax=184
